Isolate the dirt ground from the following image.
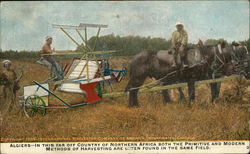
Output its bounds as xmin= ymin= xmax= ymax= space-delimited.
xmin=0 ymin=58 xmax=249 ymax=142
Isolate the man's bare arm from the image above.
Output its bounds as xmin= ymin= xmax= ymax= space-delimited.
xmin=42 ymin=45 xmax=53 ymax=54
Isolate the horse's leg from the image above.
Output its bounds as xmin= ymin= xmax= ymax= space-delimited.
xmin=210 ymin=82 xmax=221 ymax=102
xmin=162 ymin=89 xmax=170 ymax=104
xmin=210 ymin=83 xmax=217 ymax=102
xmin=3 ymin=86 xmax=6 ymax=99
xmin=216 ymin=82 xmax=221 ymax=98
xmin=187 ymin=80 xmax=195 ymax=101
xmin=178 ymin=87 xmax=186 ymax=101
xmin=129 ymin=89 xmax=139 ymax=107
xmin=126 ymin=77 xmax=146 ymax=107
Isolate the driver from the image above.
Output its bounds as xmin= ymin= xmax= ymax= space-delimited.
xmin=171 ymin=22 xmax=188 ymax=68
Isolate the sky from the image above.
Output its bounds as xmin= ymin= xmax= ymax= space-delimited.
xmin=0 ymin=1 xmax=249 ymax=51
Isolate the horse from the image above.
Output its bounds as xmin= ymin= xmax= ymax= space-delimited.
xmin=125 ymin=41 xmax=249 ymax=107
xmin=197 ymin=41 xmax=250 ymax=101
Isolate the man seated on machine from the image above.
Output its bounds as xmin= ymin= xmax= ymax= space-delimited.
xmin=38 ymin=36 xmax=63 ymax=80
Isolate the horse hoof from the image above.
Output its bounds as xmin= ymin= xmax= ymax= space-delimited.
xmin=163 ymin=101 xmax=170 ymax=105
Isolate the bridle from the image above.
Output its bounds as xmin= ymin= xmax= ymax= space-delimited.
xmin=211 ymin=44 xmax=250 ymax=78
xmin=231 ymin=45 xmax=250 ymax=77
xmin=203 ymin=44 xmax=249 ymax=78
xmin=210 ymin=45 xmax=227 ymax=78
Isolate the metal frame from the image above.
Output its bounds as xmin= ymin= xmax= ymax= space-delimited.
xmin=52 ymin=23 xmax=108 ymax=29
xmin=52 ymin=23 xmax=112 ymax=83
xmin=33 ymin=81 xmax=88 ymax=108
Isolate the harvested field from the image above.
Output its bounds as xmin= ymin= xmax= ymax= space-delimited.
xmin=0 ymin=58 xmax=249 ymax=142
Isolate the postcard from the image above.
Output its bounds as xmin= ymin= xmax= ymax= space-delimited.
xmin=0 ymin=1 xmax=249 ymax=153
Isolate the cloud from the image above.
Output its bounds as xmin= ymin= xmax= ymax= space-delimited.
xmin=0 ymin=1 xmax=249 ymax=51
xmin=0 ymin=2 xmax=49 ymax=50
xmin=1 ymin=2 xmax=47 ymax=29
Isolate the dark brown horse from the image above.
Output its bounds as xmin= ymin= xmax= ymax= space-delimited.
xmin=125 ymin=41 xmax=249 ymax=107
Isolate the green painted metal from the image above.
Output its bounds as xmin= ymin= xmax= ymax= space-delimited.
xmin=69 ymin=103 xmax=89 ymax=108
xmin=75 ymin=29 xmax=92 ymax=52
xmin=23 ymin=96 xmax=36 ymax=117
xmin=52 ymin=23 xmax=108 ymax=29
xmin=96 ymin=82 xmax=102 ymax=97
xmin=93 ymin=27 xmax=101 ymax=51
xmin=60 ymin=28 xmax=80 ymax=46
xmin=33 ymin=81 xmax=72 ymax=107
xmin=86 ymin=56 xmax=90 ymax=81
xmin=77 ymin=58 xmax=89 ymax=79
xmin=37 ymin=96 xmax=47 ymax=116
xmin=41 ymin=50 xmax=116 ymax=56
xmin=24 ymin=95 xmax=47 ymax=117
xmin=62 ymin=54 xmax=86 ymax=82
xmin=32 ymin=81 xmax=93 ymax=109
xmin=53 ymin=23 xmax=115 ymax=83
xmin=79 ymin=23 xmax=108 ymax=28
xmin=76 ymin=28 xmax=85 ymax=42
xmin=85 ymin=27 xmax=87 ymax=46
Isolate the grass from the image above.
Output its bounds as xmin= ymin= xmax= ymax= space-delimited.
xmin=0 ymin=58 xmax=249 ymax=142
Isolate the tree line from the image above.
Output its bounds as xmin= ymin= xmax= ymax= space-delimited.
xmin=0 ymin=50 xmax=40 ymax=59
xmin=77 ymin=34 xmax=250 ymax=56
xmin=1 ymin=35 xmax=249 ymax=58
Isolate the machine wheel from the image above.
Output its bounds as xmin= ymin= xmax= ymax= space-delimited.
xmin=23 ymin=95 xmax=46 ymax=118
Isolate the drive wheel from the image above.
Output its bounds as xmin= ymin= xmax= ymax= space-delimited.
xmin=23 ymin=95 xmax=46 ymax=118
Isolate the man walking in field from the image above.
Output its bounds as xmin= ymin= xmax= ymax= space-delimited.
xmin=171 ymin=22 xmax=189 ymax=68
xmin=0 ymin=60 xmax=19 ymax=115
xmin=41 ymin=36 xmax=63 ymax=80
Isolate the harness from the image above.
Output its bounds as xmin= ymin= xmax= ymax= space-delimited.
xmin=231 ymin=45 xmax=250 ymax=77
xmin=217 ymin=44 xmax=223 ymax=54
xmin=127 ymin=45 xmax=249 ymax=91
xmin=211 ymin=46 xmax=225 ymax=78
xmin=210 ymin=44 xmax=250 ymax=78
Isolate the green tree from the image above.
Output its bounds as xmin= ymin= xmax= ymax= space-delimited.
xmin=76 ymin=34 xmax=172 ymax=56
xmin=204 ymin=38 xmax=228 ymax=46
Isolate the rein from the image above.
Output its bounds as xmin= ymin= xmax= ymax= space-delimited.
xmin=231 ymin=45 xmax=250 ymax=76
xmin=128 ymin=45 xmax=249 ymax=91
xmin=128 ymin=70 xmax=177 ymax=91
xmin=128 ymin=62 xmax=208 ymax=91
xmin=211 ymin=44 xmax=250 ymax=77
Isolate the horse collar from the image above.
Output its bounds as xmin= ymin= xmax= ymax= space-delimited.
xmin=217 ymin=44 xmax=223 ymax=54
xmin=233 ymin=46 xmax=236 ymax=51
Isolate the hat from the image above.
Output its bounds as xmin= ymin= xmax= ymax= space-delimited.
xmin=2 ymin=59 xmax=11 ymax=66
xmin=176 ymin=22 xmax=184 ymax=26
xmin=45 ymin=36 xmax=52 ymax=41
